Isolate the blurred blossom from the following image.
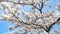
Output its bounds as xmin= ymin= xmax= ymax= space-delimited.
xmin=56 ymin=14 xmax=60 ymax=18
xmin=0 ymin=0 xmax=60 ymax=34
xmin=56 ymin=4 xmax=60 ymax=10
xmin=2 ymin=14 xmax=10 ymax=19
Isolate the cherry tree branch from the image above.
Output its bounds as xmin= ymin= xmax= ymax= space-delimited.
xmin=12 ymin=12 xmax=46 ymax=30
xmin=0 ymin=0 xmax=43 ymax=13
xmin=46 ymin=18 xmax=60 ymax=33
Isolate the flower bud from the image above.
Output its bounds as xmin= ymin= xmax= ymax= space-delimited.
xmin=9 ymin=26 xmax=13 ymax=30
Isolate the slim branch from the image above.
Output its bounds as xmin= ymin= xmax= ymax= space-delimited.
xmin=10 ymin=11 xmax=46 ymax=30
xmin=39 ymin=0 xmax=44 ymax=14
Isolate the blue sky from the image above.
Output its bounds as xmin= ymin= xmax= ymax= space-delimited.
xmin=0 ymin=0 xmax=60 ymax=34
xmin=0 ymin=21 xmax=14 ymax=34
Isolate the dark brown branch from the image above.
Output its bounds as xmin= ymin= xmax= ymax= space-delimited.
xmin=39 ymin=0 xmax=44 ymax=14
xmin=46 ymin=18 xmax=60 ymax=33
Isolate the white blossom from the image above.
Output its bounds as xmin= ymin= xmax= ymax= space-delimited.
xmin=56 ymin=14 xmax=60 ymax=18
xmin=2 ymin=14 xmax=10 ymax=19
xmin=16 ymin=4 xmax=21 ymax=10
